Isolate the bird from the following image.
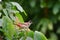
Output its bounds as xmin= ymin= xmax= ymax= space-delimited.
xmin=14 ymin=17 xmax=32 ymax=29
xmin=16 ymin=21 xmax=32 ymax=28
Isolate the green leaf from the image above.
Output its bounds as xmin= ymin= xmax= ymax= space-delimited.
xmin=53 ymin=3 xmax=59 ymax=15
xmin=48 ymin=22 xmax=53 ymax=30
xmin=34 ymin=31 xmax=47 ymax=40
xmin=41 ymin=24 xmax=47 ymax=34
xmin=10 ymin=2 xmax=24 ymax=12
xmin=0 ymin=12 xmax=2 ymax=17
xmin=49 ymin=33 xmax=58 ymax=40
xmin=40 ymin=0 xmax=46 ymax=8
xmin=34 ymin=31 xmax=41 ymax=40
xmin=30 ymin=0 xmax=36 ymax=8
xmin=5 ymin=2 xmax=12 ymax=9
xmin=0 ymin=19 xmax=3 ymax=26
xmin=36 ymin=18 xmax=49 ymax=33
xmin=58 ymin=15 xmax=60 ymax=20
xmin=10 ymin=2 xmax=27 ymax=16
xmin=27 ymin=31 xmax=34 ymax=38
xmin=19 ymin=31 xmax=25 ymax=38
xmin=0 ymin=4 xmax=3 ymax=10
xmin=56 ymin=27 xmax=60 ymax=34
xmin=0 ymin=28 xmax=3 ymax=32
xmin=3 ymin=9 xmax=8 ymax=17
xmin=2 ymin=16 xmax=16 ymax=40
xmin=23 ymin=11 xmax=27 ymax=16
xmin=15 ymin=12 xmax=24 ymax=23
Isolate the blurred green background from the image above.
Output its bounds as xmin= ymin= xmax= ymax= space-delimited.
xmin=2 ymin=0 xmax=60 ymax=40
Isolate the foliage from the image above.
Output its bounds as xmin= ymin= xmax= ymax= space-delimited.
xmin=11 ymin=0 xmax=60 ymax=40
xmin=0 ymin=0 xmax=60 ymax=40
xmin=0 ymin=2 xmax=47 ymax=40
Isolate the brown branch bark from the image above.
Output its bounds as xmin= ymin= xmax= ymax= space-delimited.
xmin=44 ymin=0 xmax=48 ymax=18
